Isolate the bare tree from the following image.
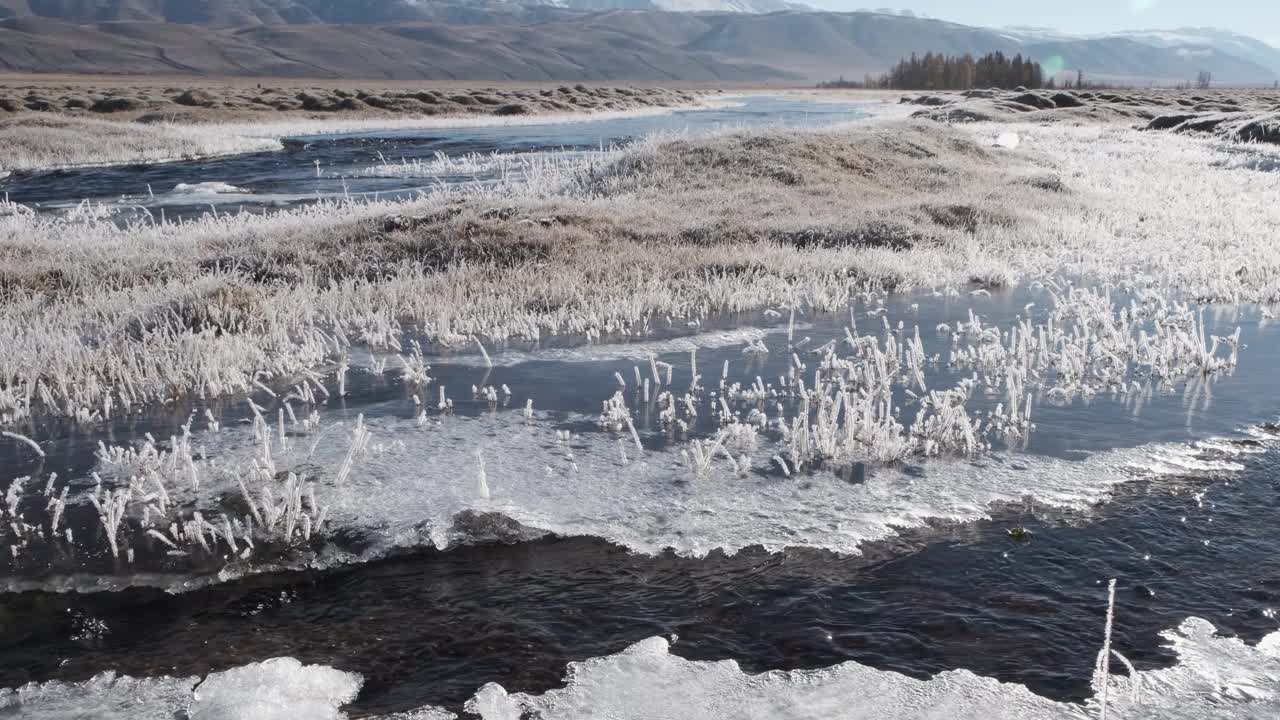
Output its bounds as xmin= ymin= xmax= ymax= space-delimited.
xmin=1196 ymin=70 xmax=1213 ymax=89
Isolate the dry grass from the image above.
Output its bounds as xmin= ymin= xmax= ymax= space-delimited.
xmin=903 ymin=87 xmax=1280 ymax=146
xmin=0 ymin=80 xmax=704 ymax=122
xmin=0 ymin=115 xmax=281 ymax=172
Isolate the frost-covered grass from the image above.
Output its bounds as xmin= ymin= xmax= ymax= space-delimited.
xmin=0 ymin=119 xmax=1278 ymax=425
xmin=0 ymin=115 xmax=282 ymax=173
xmin=356 ymin=148 xmax=612 ymax=181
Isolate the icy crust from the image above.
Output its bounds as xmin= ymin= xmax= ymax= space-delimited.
xmin=205 ymin=408 xmax=1248 ymax=562
xmin=170 ymin=182 xmax=249 ymax=195
xmin=464 ymin=637 xmax=1071 ymax=720
xmin=460 ymin=620 xmax=1280 ymax=720
xmin=6 ymin=618 xmax=1280 ymax=720
xmin=15 ymin=278 xmax=1257 ymax=589
xmin=371 ymin=709 xmax=458 ymax=720
xmin=0 ymin=658 xmax=360 ymax=720
xmin=3 ymin=419 xmax=1252 ymax=595
xmin=348 ymin=326 xmax=780 ymax=370
xmin=0 ymin=672 xmax=198 ymax=720
xmin=1100 ymin=618 xmax=1280 ymax=719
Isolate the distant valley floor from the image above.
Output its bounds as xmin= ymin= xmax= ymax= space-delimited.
xmin=0 ymin=78 xmax=708 ymax=124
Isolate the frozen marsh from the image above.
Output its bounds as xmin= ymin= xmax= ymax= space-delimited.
xmin=4 ymin=96 xmax=1280 ymax=719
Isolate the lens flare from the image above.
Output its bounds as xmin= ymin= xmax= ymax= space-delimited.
xmin=1043 ymin=54 xmax=1066 ymax=78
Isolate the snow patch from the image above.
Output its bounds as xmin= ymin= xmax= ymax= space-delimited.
xmin=995 ymin=132 xmax=1021 ymax=150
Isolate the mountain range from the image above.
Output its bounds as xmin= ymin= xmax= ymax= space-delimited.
xmin=0 ymin=1 xmax=1276 ymax=84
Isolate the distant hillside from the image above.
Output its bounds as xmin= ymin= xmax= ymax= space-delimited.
xmin=0 ymin=0 xmax=574 ymax=24
xmin=1004 ymin=25 xmax=1280 ymax=81
xmin=678 ymin=12 xmax=1026 ymax=80
xmin=1107 ymin=28 xmax=1280 ymax=78
xmin=0 ymin=0 xmax=803 ymax=24
xmin=0 ymin=6 xmax=1275 ymax=83
xmin=0 ymin=15 xmax=792 ymax=81
xmin=552 ymin=0 xmax=805 ymax=12
xmin=1025 ymin=38 xmax=1277 ymax=85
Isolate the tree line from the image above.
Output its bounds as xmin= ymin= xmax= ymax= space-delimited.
xmin=818 ymin=51 xmax=1045 ymax=91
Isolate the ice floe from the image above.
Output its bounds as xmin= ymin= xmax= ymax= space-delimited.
xmin=170 ymin=182 xmax=250 ymax=195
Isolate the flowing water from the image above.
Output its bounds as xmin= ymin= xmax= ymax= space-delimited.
xmin=0 ymin=96 xmax=874 ymax=220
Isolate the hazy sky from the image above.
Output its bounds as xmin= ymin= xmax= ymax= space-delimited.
xmin=806 ymin=1 xmax=1280 ymax=47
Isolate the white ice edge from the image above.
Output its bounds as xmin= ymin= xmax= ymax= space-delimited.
xmin=353 ymin=325 xmax=782 ymax=369
xmin=5 ymin=616 xmax=1279 ymax=720
xmin=305 ymin=410 xmax=1252 ymax=561
xmin=111 ymin=393 xmax=1262 ymax=570
xmin=221 ymin=98 xmax=741 ymax=144
xmin=462 ymin=617 xmax=1280 ymax=720
xmin=2 ymin=408 xmax=1259 ymax=596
